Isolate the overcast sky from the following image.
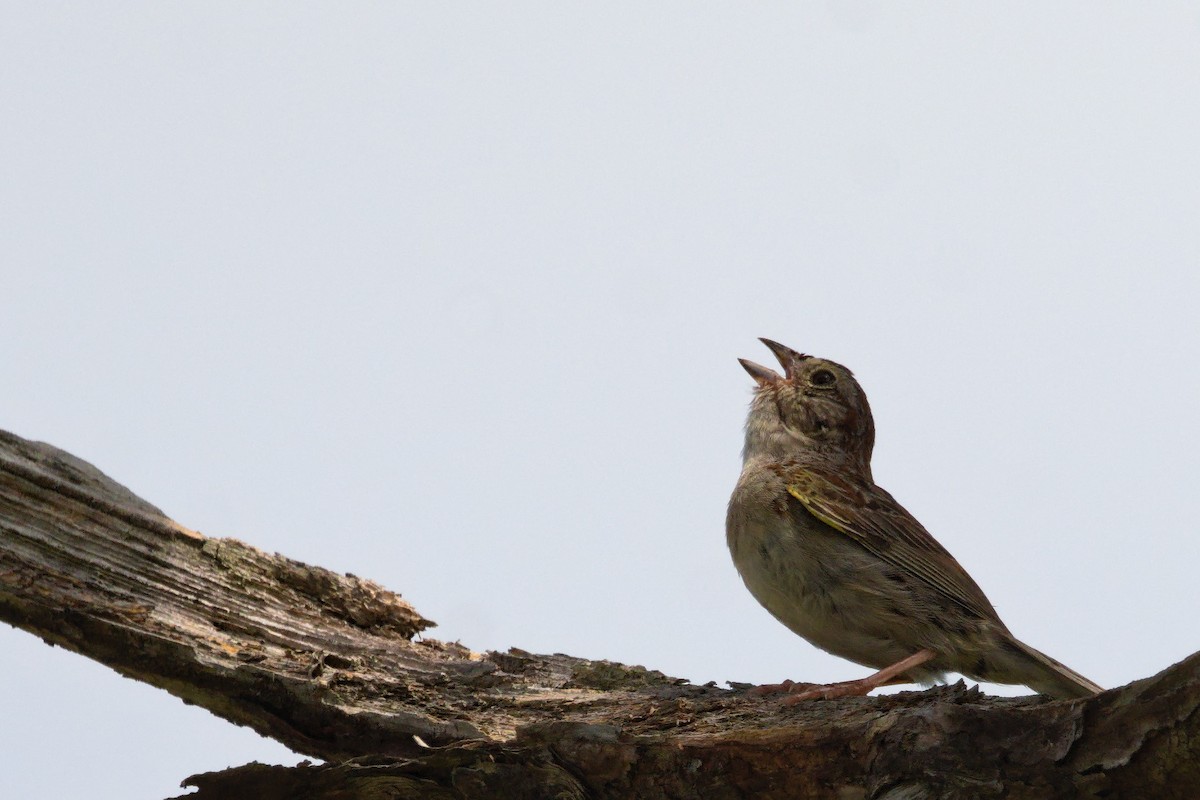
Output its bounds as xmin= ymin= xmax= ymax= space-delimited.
xmin=3 ymin=4 xmax=1200 ymax=798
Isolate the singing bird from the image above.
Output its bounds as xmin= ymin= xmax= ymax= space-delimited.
xmin=726 ymin=339 xmax=1101 ymax=701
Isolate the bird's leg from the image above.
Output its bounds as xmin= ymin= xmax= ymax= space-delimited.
xmin=762 ymin=649 xmax=937 ymax=704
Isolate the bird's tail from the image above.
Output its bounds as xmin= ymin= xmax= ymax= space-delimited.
xmin=992 ymin=635 xmax=1103 ymax=699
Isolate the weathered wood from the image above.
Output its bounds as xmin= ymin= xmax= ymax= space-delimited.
xmin=1 ymin=428 xmax=1197 ymax=799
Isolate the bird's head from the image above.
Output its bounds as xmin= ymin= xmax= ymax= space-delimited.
xmin=739 ymin=338 xmax=875 ymax=475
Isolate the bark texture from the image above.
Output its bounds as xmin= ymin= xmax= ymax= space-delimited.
xmin=0 ymin=428 xmax=1196 ymax=799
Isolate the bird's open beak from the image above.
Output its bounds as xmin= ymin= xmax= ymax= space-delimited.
xmin=741 ymin=339 xmax=812 ymax=386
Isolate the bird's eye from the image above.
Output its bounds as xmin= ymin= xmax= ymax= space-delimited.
xmin=810 ymin=369 xmax=836 ymax=387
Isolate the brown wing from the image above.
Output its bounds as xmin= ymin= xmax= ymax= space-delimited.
xmin=786 ymin=466 xmax=1003 ymax=624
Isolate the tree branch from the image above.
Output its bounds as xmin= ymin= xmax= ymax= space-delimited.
xmin=1 ymin=429 xmax=1196 ymax=798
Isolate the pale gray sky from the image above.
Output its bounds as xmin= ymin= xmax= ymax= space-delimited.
xmin=3 ymin=4 xmax=1200 ymax=798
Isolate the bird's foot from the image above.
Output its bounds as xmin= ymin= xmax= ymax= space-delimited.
xmin=746 ymin=678 xmax=876 ymax=702
xmin=756 ymin=649 xmax=940 ymax=705
xmin=747 ymin=679 xmax=813 ymax=697
xmin=780 ymin=677 xmax=877 ymax=704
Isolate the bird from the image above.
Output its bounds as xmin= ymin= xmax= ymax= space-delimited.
xmin=726 ymin=338 xmax=1102 ymax=701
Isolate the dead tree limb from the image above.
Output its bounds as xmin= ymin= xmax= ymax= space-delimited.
xmin=0 ymin=428 xmax=1196 ymax=799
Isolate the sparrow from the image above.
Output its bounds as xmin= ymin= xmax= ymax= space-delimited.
xmin=726 ymin=338 xmax=1101 ymax=701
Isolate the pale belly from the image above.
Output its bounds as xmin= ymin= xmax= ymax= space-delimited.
xmin=727 ymin=498 xmax=922 ymax=671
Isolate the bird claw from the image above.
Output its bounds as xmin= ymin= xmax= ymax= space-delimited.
xmin=747 ymin=679 xmax=817 ymax=698
xmin=779 ymin=679 xmax=874 ymax=704
xmin=746 ymin=677 xmax=879 ymax=703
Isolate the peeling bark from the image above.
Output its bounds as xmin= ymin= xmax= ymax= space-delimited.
xmin=1 ymin=429 xmax=1196 ymax=799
